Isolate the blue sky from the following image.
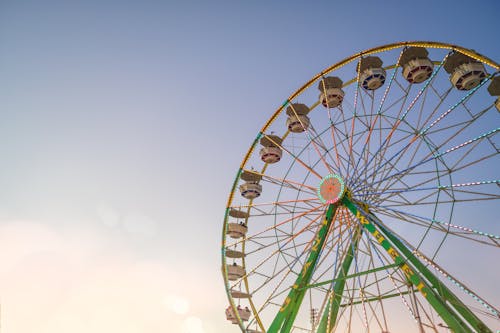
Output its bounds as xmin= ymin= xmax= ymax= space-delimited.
xmin=0 ymin=1 xmax=499 ymax=332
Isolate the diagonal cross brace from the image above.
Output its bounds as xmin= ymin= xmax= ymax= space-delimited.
xmin=342 ymin=197 xmax=492 ymax=333
xmin=316 ymin=226 xmax=362 ymax=333
xmin=267 ymin=204 xmax=338 ymax=333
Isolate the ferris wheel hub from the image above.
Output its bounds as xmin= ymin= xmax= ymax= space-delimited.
xmin=317 ymin=174 xmax=346 ymax=204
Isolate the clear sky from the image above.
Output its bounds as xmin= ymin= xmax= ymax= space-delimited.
xmin=0 ymin=1 xmax=499 ymax=332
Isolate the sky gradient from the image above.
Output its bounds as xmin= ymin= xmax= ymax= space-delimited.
xmin=0 ymin=1 xmax=499 ymax=332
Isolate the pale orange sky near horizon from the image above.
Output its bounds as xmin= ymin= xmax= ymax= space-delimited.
xmin=0 ymin=219 xmax=225 ymax=333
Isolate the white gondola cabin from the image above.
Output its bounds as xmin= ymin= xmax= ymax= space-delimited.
xmin=239 ymin=306 xmax=251 ymax=321
xmin=285 ymin=103 xmax=310 ymax=133
xmin=226 ymin=208 xmax=249 ymax=239
xmin=318 ymin=76 xmax=344 ymax=108
xmin=358 ymin=56 xmax=386 ymax=90
xmin=229 ymin=208 xmax=249 ymax=220
xmin=231 ymin=290 xmax=250 ymax=298
xmin=225 ymin=249 xmax=245 ymax=258
xmin=444 ymin=52 xmax=487 ymax=90
xmin=225 ymin=306 xmax=238 ymax=324
xmin=227 ymin=222 xmax=247 ymax=239
xmin=225 ymin=305 xmax=251 ymax=324
xmin=239 ymin=170 xmax=262 ymax=199
xmin=259 ymin=134 xmax=283 ymax=164
xmin=400 ymin=47 xmax=434 ymax=83
xmin=227 ymin=263 xmax=245 ymax=281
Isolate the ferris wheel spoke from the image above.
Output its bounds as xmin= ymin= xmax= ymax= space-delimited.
xmin=414 ymin=195 xmax=496 ymax=206
xmin=360 ymin=179 xmax=500 ymax=199
xmin=252 ymin=276 xmax=298 ymax=326
xmin=367 ymin=205 xmax=500 ymax=247
xmin=232 ymin=199 xmax=321 ymax=219
xmin=355 ymin=127 xmax=499 ymax=196
xmin=367 ymin=74 xmax=496 ymax=186
xmin=353 ymin=121 xmax=412 ymax=185
xmin=325 ymin=105 xmax=359 ymax=178
xmin=244 ymin=169 xmax=318 ymax=193
xmin=235 ymin=219 xmax=323 ymax=290
xmin=287 ymin=104 xmax=336 ymax=175
xmin=446 ymin=149 xmax=498 ymax=181
xmin=419 ymin=106 xmax=496 ymax=165
xmin=414 ymin=297 xmax=441 ymax=332
xmin=308 ymin=222 xmax=351 ymax=286
xmin=413 ymin=250 xmax=500 ymax=318
xmin=421 ymin=102 xmax=490 ymax=139
xmin=373 ymin=159 xmax=450 ymax=202
xmin=367 ymin=89 xmax=414 ymax=183
xmin=368 ymin=190 xmax=499 ymax=209
xmin=326 ymin=107 xmax=349 ymax=175
xmin=366 ymin=152 xmax=498 ymax=204
xmin=364 ymin=236 xmax=390 ymax=331
xmin=261 ymin=133 xmax=323 ymax=179
xmin=344 ymin=59 xmax=366 ymax=182
xmin=253 ymin=203 xmax=320 ymax=218
xmin=328 ymin=121 xmax=414 ymax=190
xmin=351 ymin=110 xmax=385 ymax=189
xmin=245 ymin=240 xmax=314 ymax=294
xmin=364 ymin=129 xmax=419 ymax=192
xmin=351 ymin=234 xmax=370 ymax=329
xmin=360 ymin=83 xmax=488 ymax=189
xmin=356 ymin=59 xmax=438 ymax=183
xmin=368 ymin=231 xmax=500 ymax=323
xmin=358 ymin=163 xmax=436 ymax=201
xmin=307 ymin=121 xmax=345 ymax=175
xmin=352 ymin=56 xmax=405 ymax=179
xmin=330 ymin=121 xmax=362 ymax=178
xmin=225 ymin=204 xmax=326 ymax=249
xmin=267 ymin=205 xmax=339 ymax=333
xmin=368 ymin=236 xmax=419 ymax=307
xmin=232 ymin=197 xmax=320 ymax=210
xmin=242 ymin=245 xmax=318 ymax=331
xmin=343 ymin=198 xmax=493 ymax=332
xmin=374 ymin=171 xmax=445 ymax=204
xmin=313 ymin=224 xmax=355 ymax=291
xmin=420 ymin=74 xmax=497 ymax=136
xmin=316 ymin=226 xmax=363 ymax=332
xmin=378 ymin=224 xmax=497 ymax=326
xmin=353 ymin=141 xmax=415 ymax=196
xmin=443 ymin=184 xmax=500 ymax=199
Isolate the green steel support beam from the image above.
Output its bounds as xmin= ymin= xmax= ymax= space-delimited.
xmin=369 ymin=212 xmax=492 ymax=333
xmin=341 ymin=289 xmax=418 ymax=307
xmin=316 ymin=226 xmax=362 ymax=333
xmin=342 ymin=197 xmax=472 ymax=333
xmin=267 ymin=204 xmax=337 ymax=333
xmin=302 ymin=263 xmax=399 ymax=291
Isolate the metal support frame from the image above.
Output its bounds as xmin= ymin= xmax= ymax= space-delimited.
xmin=372 ymin=214 xmax=492 ymax=333
xmin=267 ymin=204 xmax=337 ymax=333
xmin=266 ymin=196 xmax=492 ymax=333
xmin=316 ymin=226 xmax=362 ymax=333
xmin=342 ymin=197 xmax=492 ymax=333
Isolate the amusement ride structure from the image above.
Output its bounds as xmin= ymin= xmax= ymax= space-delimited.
xmin=221 ymin=41 xmax=500 ymax=332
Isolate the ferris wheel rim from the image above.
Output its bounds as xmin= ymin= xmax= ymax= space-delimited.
xmin=222 ymin=41 xmax=499 ymax=333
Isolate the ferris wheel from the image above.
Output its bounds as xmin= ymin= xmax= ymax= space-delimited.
xmin=221 ymin=41 xmax=500 ymax=333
